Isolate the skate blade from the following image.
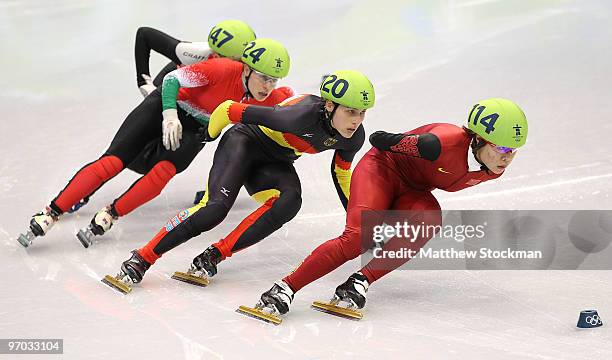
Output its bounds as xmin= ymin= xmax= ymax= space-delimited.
xmin=311 ymin=301 xmax=363 ymax=320
xmin=236 ymin=305 xmax=282 ymax=325
xmin=171 ymin=271 xmax=210 ymax=287
xmin=17 ymin=232 xmax=34 ymax=248
xmin=76 ymin=228 xmax=92 ymax=248
xmin=101 ymin=275 xmax=132 ymax=294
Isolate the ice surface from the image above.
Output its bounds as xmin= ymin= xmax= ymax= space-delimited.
xmin=1 ymin=0 xmax=611 ymax=359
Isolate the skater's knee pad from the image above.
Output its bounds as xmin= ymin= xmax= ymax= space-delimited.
xmin=93 ymin=155 xmax=124 ymax=180
xmin=149 ymin=161 xmax=177 ymax=187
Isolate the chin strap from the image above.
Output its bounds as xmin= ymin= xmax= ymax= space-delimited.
xmin=242 ymin=68 xmax=254 ymax=101
xmin=322 ymin=101 xmax=339 ymax=135
xmin=470 ymin=136 xmax=493 ymax=172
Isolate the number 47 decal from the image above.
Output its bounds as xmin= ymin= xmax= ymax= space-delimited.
xmin=469 ymin=104 xmax=498 ymax=134
xmin=209 ymin=28 xmax=234 ymax=48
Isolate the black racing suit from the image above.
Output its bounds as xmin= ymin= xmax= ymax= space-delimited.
xmin=137 ymin=95 xmax=365 ymax=265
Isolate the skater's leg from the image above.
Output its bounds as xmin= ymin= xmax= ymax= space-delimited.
xmin=359 ymin=189 xmax=441 ymax=283
xmin=212 ymin=162 xmax=302 ymax=259
xmin=282 ymin=154 xmax=398 ymax=292
xmin=111 ymin=131 xmax=205 ymax=216
xmin=50 ymin=155 xmax=124 ymax=213
xmin=321 ymin=190 xmax=441 ymax=310
xmin=50 ymin=91 xmax=164 ymax=213
xmin=137 ymin=126 xmax=257 ymax=264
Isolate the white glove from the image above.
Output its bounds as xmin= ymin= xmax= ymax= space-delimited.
xmin=162 ymin=109 xmax=183 ymax=151
xmin=139 ymin=74 xmax=157 ymax=97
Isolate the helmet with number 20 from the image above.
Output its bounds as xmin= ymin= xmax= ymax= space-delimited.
xmin=320 ymin=70 xmax=375 ymax=110
xmin=208 ymin=20 xmax=256 ymax=59
xmin=241 ymin=38 xmax=290 ymax=78
xmin=467 ymin=98 xmax=528 ymax=148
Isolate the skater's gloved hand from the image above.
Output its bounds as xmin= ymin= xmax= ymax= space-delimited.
xmin=139 ymin=74 xmax=157 ymax=97
xmin=162 ymin=109 xmax=183 ymax=151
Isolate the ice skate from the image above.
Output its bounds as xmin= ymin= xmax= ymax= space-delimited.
xmin=171 ymin=245 xmax=221 ymax=287
xmin=101 ymin=250 xmax=151 ymax=294
xmin=76 ymin=206 xmax=118 ymax=248
xmin=236 ymin=281 xmax=294 ymax=325
xmin=17 ymin=207 xmax=60 ymax=248
xmin=311 ymin=272 xmax=368 ymax=320
xmin=67 ymin=197 xmax=90 ymax=214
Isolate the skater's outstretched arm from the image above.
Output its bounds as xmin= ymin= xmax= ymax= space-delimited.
xmin=369 ymin=130 xmax=441 ymax=161
xmin=134 ymin=27 xmax=215 ymax=85
xmin=207 ymin=97 xmax=313 ymax=139
xmin=135 ymin=27 xmax=182 ymax=87
xmin=135 ymin=27 xmax=215 ymax=96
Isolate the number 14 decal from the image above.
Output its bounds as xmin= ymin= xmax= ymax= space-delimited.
xmin=469 ymin=104 xmax=498 ymax=134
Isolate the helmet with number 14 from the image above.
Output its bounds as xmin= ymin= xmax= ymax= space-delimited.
xmin=467 ymin=98 xmax=528 ymax=150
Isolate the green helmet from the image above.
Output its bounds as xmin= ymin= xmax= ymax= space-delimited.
xmin=467 ymin=98 xmax=528 ymax=148
xmin=320 ymin=70 xmax=375 ymax=110
xmin=208 ymin=20 xmax=256 ymax=59
xmin=241 ymin=38 xmax=290 ymax=78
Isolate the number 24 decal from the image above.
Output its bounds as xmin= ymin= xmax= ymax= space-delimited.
xmin=469 ymin=104 xmax=498 ymax=134
xmin=242 ymin=42 xmax=266 ymax=64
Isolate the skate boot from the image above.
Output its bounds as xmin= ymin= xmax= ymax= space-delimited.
xmin=312 ymin=272 xmax=369 ymax=320
xmin=171 ymin=245 xmax=222 ymax=287
xmin=67 ymin=197 xmax=90 ymax=214
xmin=17 ymin=207 xmax=61 ymax=248
xmin=237 ymin=280 xmax=294 ymax=325
xmin=76 ymin=206 xmax=118 ymax=248
xmin=101 ymin=250 xmax=151 ymax=294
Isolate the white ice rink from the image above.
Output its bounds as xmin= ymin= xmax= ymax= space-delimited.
xmin=1 ymin=0 xmax=612 ymax=359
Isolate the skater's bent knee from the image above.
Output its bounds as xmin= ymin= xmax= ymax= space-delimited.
xmin=337 ymin=229 xmax=362 ymax=259
xmin=189 ymin=202 xmax=230 ymax=230
xmin=94 ymin=155 xmax=124 ymax=180
xmin=150 ymin=161 xmax=176 ymax=184
xmin=277 ymin=189 xmax=302 ymax=220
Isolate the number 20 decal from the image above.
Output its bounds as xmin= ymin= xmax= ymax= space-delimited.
xmin=469 ymin=104 xmax=498 ymax=134
xmin=209 ymin=28 xmax=234 ymax=48
xmin=242 ymin=42 xmax=266 ymax=64
xmin=320 ymin=75 xmax=349 ymax=98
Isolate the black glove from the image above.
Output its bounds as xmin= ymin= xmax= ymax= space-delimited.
xmin=197 ymin=126 xmax=219 ymax=143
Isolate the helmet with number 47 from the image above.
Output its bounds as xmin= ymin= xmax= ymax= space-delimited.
xmin=208 ymin=20 xmax=256 ymax=59
xmin=467 ymin=98 xmax=528 ymax=149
